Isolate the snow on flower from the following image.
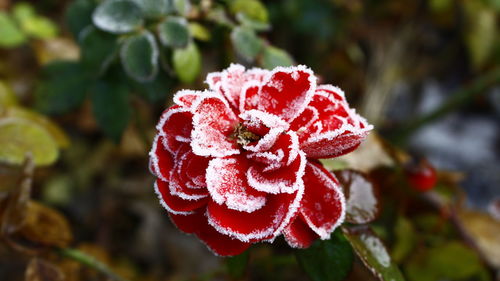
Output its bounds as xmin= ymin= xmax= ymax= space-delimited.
xmin=149 ymin=64 xmax=373 ymax=256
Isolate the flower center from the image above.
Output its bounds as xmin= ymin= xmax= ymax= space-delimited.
xmin=231 ymin=123 xmax=261 ymax=146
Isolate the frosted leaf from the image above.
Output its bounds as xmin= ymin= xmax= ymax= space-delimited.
xmin=155 ymin=180 xmax=207 ymax=215
xmin=156 ymin=106 xmax=193 ymax=154
xmin=361 ymin=234 xmax=391 ymax=267
xmin=206 ymin=157 xmax=267 ymax=213
xmin=241 ymin=65 xmax=317 ymax=122
xmin=335 ymin=170 xmax=380 ymax=224
xmin=283 ymin=216 xmax=319 ymax=248
xmin=300 ymin=162 xmax=346 ymax=239
xmin=191 ymin=94 xmax=240 ymax=157
xmin=247 ymin=151 xmax=306 ymax=195
xmin=206 ymin=184 xmax=303 ymax=242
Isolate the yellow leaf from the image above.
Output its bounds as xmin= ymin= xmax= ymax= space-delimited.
xmin=0 ymin=117 xmax=59 ymax=166
xmin=0 ymin=80 xmax=18 ymax=108
xmin=5 ymin=107 xmax=70 ymax=148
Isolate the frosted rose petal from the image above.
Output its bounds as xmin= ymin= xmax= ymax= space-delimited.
xmin=284 ymin=216 xmax=319 ymax=248
xmin=241 ymin=66 xmax=316 ymax=122
xmin=156 ymin=106 xmax=193 ymax=154
xmin=149 ymin=135 xmax=174 ymax=181
xmin=191 ymin=94 xmax=239 ymax=157
xmin=300 ymin=85 xmax=373 ymax=158
xmin=206 ymin=187 xmax=303 ymax=242
xmin=169 ymin=145 xmax=209 ymax=200
xmin=247 ymin=152 xmax=305 ymax=194
xmin=155 ymin=180 xmax=207 ymax=215
xmin=300 ymin=162 xmax=346 ymax=239
xmin=206 ymin=156 xmax=267 ymax=213
xmin=170 ymin=210 xmax=251 ymax=256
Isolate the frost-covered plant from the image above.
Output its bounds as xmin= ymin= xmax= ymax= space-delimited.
xmin=149 ymin=64 xmax=372 ymax=256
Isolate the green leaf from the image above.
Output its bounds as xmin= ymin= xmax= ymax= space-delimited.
xmin=465 ymin=2 xmax=496 ymax=69
xmin=120 ymin=31 xmax=159 ymax=82
xmin=130 ymin=70 xmax=173 ymax=102
xmin=174 ymin=0 xmax=191 ymax=16
xmin=13 ymin=2 xmax=57 ymax=39
xmin=343 ymin=226 xmax=405 ymax=281
xmin=226 ymin=251 xmax=249 ymax=279
xmin=157 ymin=17 xmax=190 ymax=48
xmin=35 ymin=61 xmax=90 ymax=115
xmin=296 ymin=229 xmax=354 ymax=281
xmin=391 ymin=216 xmax=416 ymax=263
xmin=261 ymin=45 xmax=294 ymax=69
xmin=334 ymin=170 xmax=380 ymax=224
xmin=172 ymin=42 xmax=201 ymax=83
xmin=0 ymin=12 xmax=27 ymax=48
xmin=131 ymin=0 xmax=174 ymax=19
xmin=79 ymin=26 xmax=119 ymax=75
xmin=231 ymin=26 xmax=262 ymax=61
xmin=0 ymin=80 xmax=18 ymax=107
xmin=12 ymin=2 xmax=35 ymax=22
xmin=189 ymin=22 xmax=210 ymax=41
xmin=230 ymin=0 xmax=268 ymax=23
xmin=90 ymin=79 xmax=131 ymax=142
xmin=405 ymin=241 xmax=488 ymax=281
xmin=21 ymin=16 xmax=58 ymax=39
xmin=65 ymin=0 xmax=96 ymax=39
xmin=0 ymin=117 xmax=58 ymax=166
xmin=236 ymin=13 xmax=270 ymax=31
xmin=92 ymin=0 xmax=144 ymax=34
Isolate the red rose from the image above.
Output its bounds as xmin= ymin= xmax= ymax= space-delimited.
xmin=149 ymin=64 xmax=372 ymax=256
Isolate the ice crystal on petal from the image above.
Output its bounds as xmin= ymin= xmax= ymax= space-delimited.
xmin=149 ymin=64 xmax=372 ymax=256
xmin=206 ymin=157 xmax=267 ymax=213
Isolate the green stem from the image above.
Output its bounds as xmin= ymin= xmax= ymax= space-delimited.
xmin=390 ymin=67 xmax=500 ymax=145
xmin=58 ymin=248 xmax=131 ymax=281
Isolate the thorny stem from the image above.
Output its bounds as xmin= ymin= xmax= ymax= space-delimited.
xmin=58 ymin=248 xmax=131 ymax=281
xmin=391 ymin=67 xmax=500 ymax=145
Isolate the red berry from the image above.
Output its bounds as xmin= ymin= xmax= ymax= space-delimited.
xmin=404 ymin=159 xmax=437 ymax=192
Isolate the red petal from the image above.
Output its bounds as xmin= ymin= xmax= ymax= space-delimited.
xmin=149 ymin=135 xmax=174 ymax=181
xmin=241 ymin=66 xmax=316 ymax=122
xmin=206 ymin=156 xmax=267 ymax=213
xmin=169 ymin=145 xmax=209 ymax=200
xmin=300 ymin=162 xmax=345 ymax=239
xmin=157 ymin=106 xmax=193 ymax=154
xmin=247 ymin=152 xmax=305 ymax=194
xmin=219 ymin=64 xmax=247 ymax=108
xmin=173 ymin=90 xmax=208 ymax=109
xmin=239 ymin=110 xmax=289 ymax=153
xmin=289 ymin=106 xmax=319 ymax=139
xmin=206 ymin=188 xmax=303 ymax=242
xmin=283 ymin=216 xmax=319 ymax=248
xmin=170 ymin=210 xmax=251 ymax=256
xmin=299 ymin=85 xmax=372 ymax=158
xmin=246 ymin=132 xmax=304 ymax=194
xmin=191 ymin=94 xmax=240 ymax=157
xmin=155 ymin=180 xmax=207 ymax=215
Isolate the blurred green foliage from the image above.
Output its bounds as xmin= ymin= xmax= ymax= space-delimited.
xmin=33 ymin=0 xmax=293 ymax=141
